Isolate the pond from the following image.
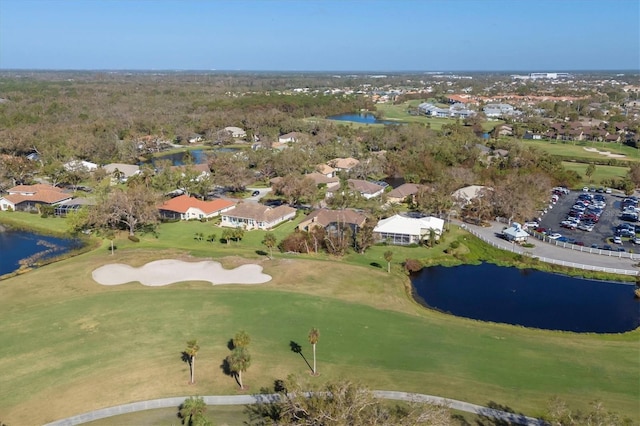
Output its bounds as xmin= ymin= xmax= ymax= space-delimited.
xmin=327 ymin=113 xmax=399 ymax=125
xmin=0 ymin=228 xmax=83 ymax=276
xmin=140 ymin=148 xmax=239 ymax=167
xmin=411 ymin=263 xmax=639 ymax=333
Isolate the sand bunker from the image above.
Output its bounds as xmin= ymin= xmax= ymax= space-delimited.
xmin=583 ymin=147 xmax=626 ymax=158
xmin=92 ymin=259 xmax=272 ymax=286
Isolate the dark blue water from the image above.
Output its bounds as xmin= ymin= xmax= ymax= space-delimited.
xmin=143 ymin=149 xmax=208 ymax=166
xmin=411 ymin=263 xmax=640 ymax=333
xmin=327 ymin=113 xmax=398 ymax=125
xmin=0 ymin=230 xmax=83 ymax=276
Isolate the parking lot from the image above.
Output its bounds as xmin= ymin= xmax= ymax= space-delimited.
xmin=536 ymin=189 xmax=635 ymax=251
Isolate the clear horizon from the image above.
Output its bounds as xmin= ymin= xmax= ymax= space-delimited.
xmin=1 ymin=0 xmax=639 ymax=72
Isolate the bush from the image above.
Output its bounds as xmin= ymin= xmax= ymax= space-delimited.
xmin=404 ymin=258 xmax=423 ymax=273
xmin=449 ymin=241 xmax=460 ymax=249
xmin=128 ymin=235 xmax=140 ymax=243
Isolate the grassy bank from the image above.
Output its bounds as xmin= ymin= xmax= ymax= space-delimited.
xmin=0 ymin=212 xmax=638 ymax=424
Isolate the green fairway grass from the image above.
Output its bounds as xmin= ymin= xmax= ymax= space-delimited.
xmin=0 ymin=213 xmax=638 ymax=424
xmin=522 ymin=139 xmax=640 ymax=162
xmin=561 ymin=161 xmax=629 ymax=187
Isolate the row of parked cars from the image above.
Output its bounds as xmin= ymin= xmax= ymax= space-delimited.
xmin=559 ymin=192 xmax=607 ymax=232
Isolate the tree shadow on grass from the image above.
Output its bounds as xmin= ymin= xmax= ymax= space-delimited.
xmin=220 ymin=357 xmax=241 ymax=389
xmin=370 ymin=262 xmax=382 ymax=268
xmin=474 ymin=401 xmax=536 ymax=426
xmin=255 ymin=250 xmax=268 ymax=256
xmin=290 ymin=340 xmax=313 ymax=373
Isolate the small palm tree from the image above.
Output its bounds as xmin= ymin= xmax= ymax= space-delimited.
xmin=262 ymin=232 xmax=277 ymax=259
xmin=179 ymin=396 xmax=208 ymax=426
xmin=185 ymin=339 xmax=200 ymax=384
xmin=227 ymin=347 xmax=251 ymax=390
xmin=384 ymin=250 xmax=393 ymax=273
xmin=308 ymin=327 xmax=320 ymax=376
xmin=233 ymin=330 xmax=251 ymax=349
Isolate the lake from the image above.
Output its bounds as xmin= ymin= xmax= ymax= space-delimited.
xmin=327 ymin=113 xmax=399 ymax=125
xmin=411 ymin=263 xmax=639 ymax=333
xmin=0 ymin=229 xmax=83 ymax=276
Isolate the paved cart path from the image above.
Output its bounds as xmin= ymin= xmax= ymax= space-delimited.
xmin=44 ymin=391 xmax=547 ymax=426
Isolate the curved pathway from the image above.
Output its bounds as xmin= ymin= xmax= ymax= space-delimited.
xmin=459 ymin=220 xmax=639 ymax=276
xmin=44 ymin=392 xmax=546 ymax=426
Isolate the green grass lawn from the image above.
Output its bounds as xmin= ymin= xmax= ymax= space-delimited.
xmin=561 ymin=161 xmax=630 ymax=187
xmin=523 ymin=139 xmax=640 ymax=162
xmin=0 ymin=213 xmax=638 ymax=424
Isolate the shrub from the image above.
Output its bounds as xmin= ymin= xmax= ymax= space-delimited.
xmin=404 ymin=258 xmax=423 ymax=273
xmin=449 ymin=240 xmax=460 ymax=249
xmin=128 ymin=235 xmax=140 ymax=243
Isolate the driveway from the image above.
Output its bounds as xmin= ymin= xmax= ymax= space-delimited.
xmin=463 ymin=220 xmax=638 ymax=275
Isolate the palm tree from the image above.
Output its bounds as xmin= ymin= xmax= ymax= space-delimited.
xmin=384 ymin=250 xmax=393 ymax=273
xmin=185 ymin=339 xmax=200 ymax=384
xmin=227 ymin=347 xmax=251 ymax=390
xmin=179 ymin=396 xmax=208 ymax=426
xmin=308 ymin=327 xmax=320 ymax=376
xmin=233 ymin=330 xmax=251 ymax=349
xmin=262 ymin=232 xmax=277 ymax=259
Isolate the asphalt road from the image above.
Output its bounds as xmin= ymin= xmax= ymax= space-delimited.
xmin=537 ymin=190 xmax=633 ymax=250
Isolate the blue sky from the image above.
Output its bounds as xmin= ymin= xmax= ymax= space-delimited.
xmin=0 ymin=0 xmax=638 ymax=71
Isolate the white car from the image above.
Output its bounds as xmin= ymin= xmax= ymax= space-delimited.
xmin=548 ymin=233 xmax=562 ymax=240
xmin=613 ymin=236 xmax=623 ymax=244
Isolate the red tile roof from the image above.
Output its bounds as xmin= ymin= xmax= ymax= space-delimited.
xmin=159 ymin=195 xmax=235 ymax=214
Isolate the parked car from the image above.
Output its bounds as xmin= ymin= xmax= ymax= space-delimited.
xmin=633 ymin=237 xmax=640 ymax=245
xmin=548 ymin=233 xmax=562 ymax=240
xmin=603 ymin=244 xmax=613 ymax=251
xmin=251 ymin=190 xmax=260 ymax=197
xmin=613 ymin=236 xmax=623 ymax=244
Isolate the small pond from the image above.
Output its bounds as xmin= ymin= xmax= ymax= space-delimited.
xmin=411 ymin=263 xmax=639 ymax=333
xmin=327 ymin=113 xmax=398 ymax=125
xmin=141 ymin=148 xmax=238 ymax=167
xmin=0 ymin=229 xmax=83 ymax=276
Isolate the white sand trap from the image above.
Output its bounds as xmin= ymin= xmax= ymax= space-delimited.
xmin=92 ymin=259 xmax=272 ymax=286
xmin=583 ymin=147 xmax=626 ymax=158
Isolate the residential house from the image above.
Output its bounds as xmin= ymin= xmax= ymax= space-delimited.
xmin=63 ymin=159 xmax=98 ymax=173
xmin=102 ymin=163 xmax=141 ymax=182
xmin=386 ymin=183 xmax=421 ymax=204
xmin=452 ymin=185 xmax=490 ymax=206
xmin=303 ymin=172 xmax=340 ymax=190
xmin=224 ymin=127 xmax=247 ymax=139
xmin=315 ymin=163 xmax=336 ymax=178
xmin=0 ymin=184 xmax=72 ymax=212
xmin=297 ymin=208 xmax=367 ymax=234
xmin=54 ymin=197 xmax=95 ymax=217
xmin=158 ymin=195 xmax=235 ymax=221
xmin=328 ymin=157 xmax=360 ymax=173
xmin=483 ymin=103 xmax=518 ymax=118
xmin=278 ymin=132 xmax=305 ymax=144
xmin=373 ymin=214 xmax=444 ymax=246
xmin=188 ymin=133 xmax=204 ymax=143
xmin=220 ymin=203 xmax=297 ymax=230
xmin=169 ymin=163 xmax=211 ymax=181
xmin=345 ymin=179 xmax=385 ymax=199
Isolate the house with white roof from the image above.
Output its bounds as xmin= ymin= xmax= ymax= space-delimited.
xmin=63 ymin=160 xmax=98 ymax=173
xmin=373 ymin=214 xmax=444 ymax=246
xmin=502 ymin=223 xmax=529 ymax=243
xmin=224 ymin=126 xmax=247 ymax=139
